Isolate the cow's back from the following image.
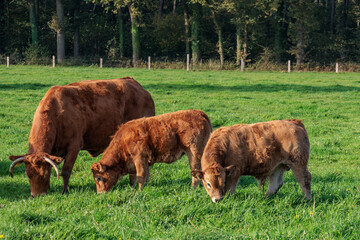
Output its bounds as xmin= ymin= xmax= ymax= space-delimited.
xmin=109 ymin=110 xmax=211 ymax=165
xmin=31 ymin=77 xmax=155 ymax=156
xmin=204 ymin=120 xmax=309 ymax=176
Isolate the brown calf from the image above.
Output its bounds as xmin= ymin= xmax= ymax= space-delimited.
xmin=91 ymin=109 xmax=212 ymax=192
xmin=192 ymin=119 xmax=311 ymax=202
xmin=9 ymin=77 xmax=155 ymax=197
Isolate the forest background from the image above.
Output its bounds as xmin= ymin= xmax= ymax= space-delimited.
xmin=1 ymin=0 xmax=360 ymax=71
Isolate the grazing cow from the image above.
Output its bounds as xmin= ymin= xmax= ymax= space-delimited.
xmin=191 ymin=119 xmax=311 ymax=203
xmin=9 ymin=77 xmax=155 ymax=197
xmin=91 ymin=109 xmax=212 ymax=193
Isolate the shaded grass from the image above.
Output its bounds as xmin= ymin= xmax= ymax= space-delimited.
xmin=0 ymin=66 xmax=359 ymax=239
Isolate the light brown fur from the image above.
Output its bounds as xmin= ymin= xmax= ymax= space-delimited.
xmin=192 ymin=119 xmax=312 ymax=202
xmin=91 ymin=109 xmax=212 ymax=192
xmin=9 ymin=77 xmax=155 ymax=197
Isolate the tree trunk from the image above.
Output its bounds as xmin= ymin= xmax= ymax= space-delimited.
xmin=210 ymin=9 xmax=223 ymax=68
xmin=29 ymin=0 xmax=39 ymax=45
xmin=118 ymin=9 xmax=124 ymax=58
xmin=184 ymin=0 xmax=190 ymax=55
xmin=173 ymin=0 xmax=177 ymax=15
xmin=129 ymin=4 xmax=140 ymax=67
xmin=296 ymin=32 xmax=305 ymax=70
xmin=56 ymin=0 xmax=65 ymax=63
xmin=236 ymin=25 xmax=241 ymax=66
xmin=274 ymin=21 xmax=281 ymax=63
xmin=243 ymin=24 xmax=248 ymax=63
xmin=191 ymin=3 xmax=201 ymax=64
xmin=158 ymin=0 xmax=164 ymax=19
xmin=73 ymin=6 xmax=79 ymax=57
xmin=330 ymin=0 xmax=335 ymax=34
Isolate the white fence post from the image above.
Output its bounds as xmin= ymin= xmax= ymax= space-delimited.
xmin=52 ymin=56 xmax=55 ymax=68
xmin=336 ymin=62 xmax=339 ymax=73
xmin=148 ymin=56 xmax=151 ymax=70
xmin=6 ymin=56 xmax=9 ymax=68
xmin=240 ymin=59 xmax=245 ymax=72
xmin=186 ymin=54 xmax=190 ymax=71
xmin=288 ymin=60 xmax=291 ymax=73
xmin=100 ymin=58 xmax=103 ymax=68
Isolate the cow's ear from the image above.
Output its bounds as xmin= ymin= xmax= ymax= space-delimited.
xmin=9 ymin=155 xmax=25 ymax=161
xmin=91 ymin=163 xmax=100 ymax=172
xmin=225 ymin=165 xmax=237 ymax=176
xmin=47 ymin=155 xmax=63 ymax=164
xmin=191 ymin=170 xmax=204 ymax=180
xmin=91 ymin=163 xmax=105 ymax=173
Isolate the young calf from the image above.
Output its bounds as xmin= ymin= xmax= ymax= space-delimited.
xmin=192 ymin=119 xmax=311 ymax=203
xmin=91 ymin=110 xmax=212 ymax=192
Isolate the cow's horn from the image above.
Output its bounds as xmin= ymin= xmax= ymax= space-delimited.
xmin=44 ymin=157 xmax=60 ymax=180
xmin=9 ymin=157 xmax=25 ymax=178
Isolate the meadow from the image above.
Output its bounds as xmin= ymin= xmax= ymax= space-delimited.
xmin=0 ymin=65 xmax=359 ymax=239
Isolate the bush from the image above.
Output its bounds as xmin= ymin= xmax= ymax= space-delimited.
xmin=23 ymin=44 xmax=50 ymax=65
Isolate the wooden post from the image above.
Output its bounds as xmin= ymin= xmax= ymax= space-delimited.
xmin=6 ymin=56 xmax=9 ymax=68
xmin=240 ymin=59 xmax=245 ymax=72
xmin=186 ymin=54 xmax=190 ymax=71
xmin=52 ymin=56 xmax=55 ymax=68
xmin=148 ymin=56 xmax=151 ymax=70
xmin=100 ymin=58 xmax=103 ymax=68
xmin=288 ymin=60 xmax=291 ymax=73
xmin=336 ymin=62 xmax=339 ymax=73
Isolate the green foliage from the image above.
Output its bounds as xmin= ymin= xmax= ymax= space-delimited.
xmin=23 ymin=44 xmax=50 ymax=65
xmin=1 ymin=0 xmax=360 ymax=67
xmin=150 ymin=14 xmax=186 ymax=59
xmin=1 ymin=66 xmax=360 ymax=239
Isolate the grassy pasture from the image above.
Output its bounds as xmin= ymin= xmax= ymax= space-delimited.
xmin=0 ymin=65 xmax=359 ymax=239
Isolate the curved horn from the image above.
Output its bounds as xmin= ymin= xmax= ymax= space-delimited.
xmin=44 ymin=157 xmax=60 ymax=180
xmin=9 ymin=157 xmax=25 ymax=178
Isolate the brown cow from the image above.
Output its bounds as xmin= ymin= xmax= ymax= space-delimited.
xmin=9 ymin=77 xmax=155 ymax=197
xmin=91 ymin=109 xmax=212 ymax=193
xmin=191 ymin=119 xmax=311 ymax=203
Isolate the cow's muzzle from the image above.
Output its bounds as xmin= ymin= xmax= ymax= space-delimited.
xmin=212 ymin=196 xmax=224 ymax=203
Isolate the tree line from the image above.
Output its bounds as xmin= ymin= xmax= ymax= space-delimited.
xmin=1 ymin=0 xmax=360 ymax=69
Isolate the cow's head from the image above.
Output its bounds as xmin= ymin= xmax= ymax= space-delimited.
xmin=91 ymin=162 xmax=121 ymax=193
xmin=9 ymin=153 xmax=63 ymax=197
xmin=192 ymin=165 xmax=237 ymax=203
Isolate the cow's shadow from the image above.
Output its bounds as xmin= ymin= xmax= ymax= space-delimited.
xmin=0 ymin=181 xmax=32 ymax=201
xmin=144 ymin=82 xmax=360 ymax=94
xmin=0 ymin=83 xmax=52 ymax=91
xmin=228 ymin=172 xmax=356 ymax=205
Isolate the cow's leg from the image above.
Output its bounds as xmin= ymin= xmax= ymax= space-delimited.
xmin=265 ymin=166 xmax=285 ymax=197
xmin=291 ymin=166 xmax=312 ymax=200
xmin=61 ymin=148 xmax=80 ymax=194
xmin=129 ymin=174 xmax=136 ymax=188
xmin=186 ymin=148 xmax=201 ymax=188
xmin=226 ymin=174 xmax=241 ymax=195
xmin=134 ymin=159 xmax=149 ymax=191
xmin=257 ymin=176 xmax=267 ymax=190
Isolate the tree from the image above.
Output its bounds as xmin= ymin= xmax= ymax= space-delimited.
xmin=191 ymin=0 xmax=228 ymax=68
xmin=190 ymin=2 xmax=202 ymax=64
xmin=94 ymin=0 xmax=150 ymax=66
xmin=183 ymin=0 xmax=191 ymax=55
xmin=72 ymin=0 xmax=80 ymax=57
xmin=128 ymin=1 xmax=140 ymax=65
xmin=206 ymin=0 xmax=228 ymax=68
xmin=29 ymin=0 xmax=39 ymax=45
xmin=118 ymin=8 xmax=125 ymax=58
xmin=288 ymin=0 xmax=319 ymax=69
xmin=56 ymin=0 xmax=65 ymax=62
xmin=225 ymin=0 xmax=263 ymax=66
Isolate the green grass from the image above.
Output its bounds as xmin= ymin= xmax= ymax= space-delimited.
xmin=0 ymin=65 xmax=359 ymax=239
